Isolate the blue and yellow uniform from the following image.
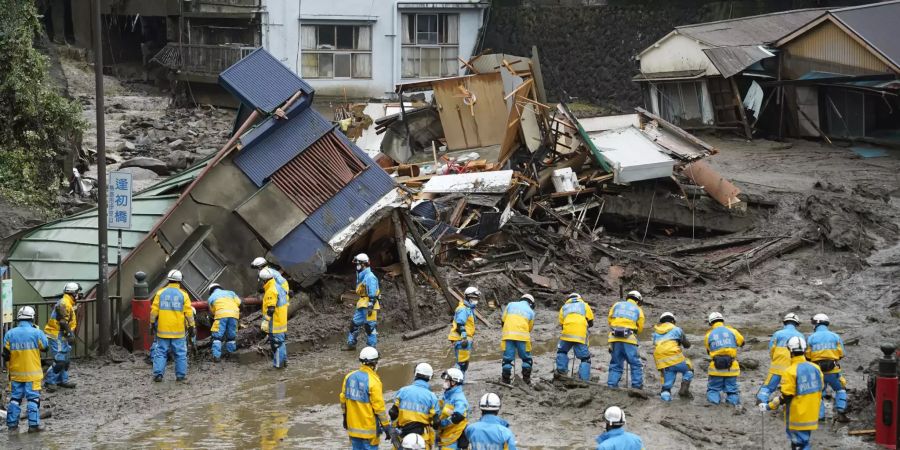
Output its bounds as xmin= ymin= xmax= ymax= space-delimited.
xmin=596 ymin=427 xmax=645 ymax=450
xmin=555 ymin=295 xmax=594 ymax=381
xmin=348 ymin=267 xmax=380 ymax=347
xmin=391 ymin=379 xmax=439 ymax=447
xmin=464 ymin=414 xmax=517 ymax=449
xmin=4 ymin=320 xmax=49 ymax=430
xmin=704 ymin=322 xmax=745 ymax=405
xmin=607 ymin=299 xmax=645 ymax=389
xmin=341 ymin=364 xmax=391 ymax=450
xmin=766 ymin=355 xmax=823 ymax=450
xmin=501 ymin=300 xmax=535 ymax=382
xmin=448 ymin=301 xmax=476 ymax=374
xmin=262 ymin=278 xmax=288 ymax=368
xmin=209 ymin=288 xmax=242 ymax=359
xmin=437 ymin=384 xmax=469 ymax=449
xmin=756 ymin=323 xmax=804 ymax=403
xmin=807 ymin=324 xmax=847 ymax=419
xmin=652 ymin=322 xmax=693 ymax=401
xmin=44 ymin=293 xmax=77 ymax=386
xmin=151 ymin=282 xmax=195 ymax=379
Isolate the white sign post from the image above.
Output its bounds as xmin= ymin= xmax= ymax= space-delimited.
xmin=108 ymin=172 xmax=132 ymax=345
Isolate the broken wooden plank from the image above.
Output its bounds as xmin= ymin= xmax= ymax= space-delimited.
xmin=636 ymin=107 xmax=718 ymax=154
xmin=448 ymin=197 xmax=468 ymax=227
xmin=547 ymin=188 xmax=596 ymax=199
xmin=402 ymin=323 xmax=446 ymax=341
xmin=847 ymin=429 xmax=875 ymax=436
xmin=460 ymin=267 xmax=529 ymax=278
xmin=393 ymin=210 xmax=421 ymax=329
xmin=402 ymin=211 xmax=457 ymax=313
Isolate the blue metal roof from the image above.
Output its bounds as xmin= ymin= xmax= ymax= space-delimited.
xmin=304 ymin=166 xmax=396 ymax=242
xmin=218 ymin=48 xmax=314 ymax=113
xmin=270 ymin=223 xmax=330 ymax=286
xmin=234 ymin=106 xmax=334 ymax=186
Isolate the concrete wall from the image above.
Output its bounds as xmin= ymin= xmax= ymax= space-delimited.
xmin=639 ymin=33 xmax=719 ymax=76
xmin=261 ymin=0 xmax=486 ymax=99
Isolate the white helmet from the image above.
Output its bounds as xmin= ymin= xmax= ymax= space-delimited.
xmin=783 ymin=313 xmax=801 ymax=325
xmin=414 ymin=362 xmax=434 ymax=380
xmin=359 ymin=346 xmax=379 ymax=364
xmin=250 ymin=257 xmax=267 ymax=269
xmin=63 ymin=282 xmax=81 ymax=294
xmin=258 ymin=268 xmax=275 ymax=281
xmin=353 ymin=253 xmax=370 ymax=264
xmin=659 ymin=312 xmax=676 ymax=323
xmin=479 ymin=392 xmax=501 ymax=412
xmin=167 ymin=270 xmax=183 ymax=282
xmin=17 ymin=306 xmax=36 ymax=321
xmin=707 ymin=312 xmax=724 ymax=325
xmin=400 ymin=434 xmax=427 ymax=450
xmin=604 ymin=406 xmax=626 ymax=427
xmin=626 ymin=290 xmax=643 ymax=304
xmin=208 ymin=283 xmax=221 ymax=295
xmin=567 ymin=292 xmax=582 ymax=301
xmin=521 ymin=293 xmax=535 ymax=308
xmin=464 ymin=286 xmax=481 ymax=298
xmin=811 ymin=313 xmax=830 ymax=326
xmin=786 ymin=335 xmax=807 ymax=355
xmin=442 ymin=367 xmax=465 ymax=384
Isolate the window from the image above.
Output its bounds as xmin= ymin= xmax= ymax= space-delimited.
xmin=179 ymin=244 xmax=225 ymax=295
xmin=401 ymin=13 xmax=459 ymax=78
xmin=301 ymin=24 xmax=371 ymax=79
xmin=657 ymin=82 xmax=704 ymax=125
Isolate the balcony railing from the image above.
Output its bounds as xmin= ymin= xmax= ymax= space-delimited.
xmin=152 ymin=44 xmax=257 ymax=76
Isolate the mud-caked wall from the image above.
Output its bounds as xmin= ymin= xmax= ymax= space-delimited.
xmin=483 ymin=0 xmax=868 ymax=112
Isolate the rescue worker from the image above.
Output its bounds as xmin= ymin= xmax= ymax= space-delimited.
xmin=462 ymin=392 xmax=517 ymax=449
xmin=400 ymin=434 xmax=427 ymax=450
xmin=759 ymin=336 xmax=823 ymax=450
xmin=150 ymin=270 xmax=195 ymax=382
xmin=806 ymin=313 xmax=850 ymax=422
xmin=756 ymin=313 xmax=805 ymax=405
xmin=346 ymin=253 xmax=381 ymax=350
xmin=448 ymin=287 xmax=479 ymax=374
xmin=500 ymin=293 xmax=535 ymax=384
xmin=704 ymin=312 xmax=745 ymax=410
xmin=340 ymin=346 xmax=394 ymax=450
xmin=250 ymin=257 xmax=290 ymax=293
xmin=595 ymin=406 xmax=644 ymax=450
xmin=44 ymin=282 xmax=81 ymax=390
xmin=207 ymin=283 xmax=242 ymax=362
xmin=607 ymin=290 xmax=645 ymax=389
xmin=260 ymin=268 xmax=288 ymax=369
xmin=652 ymin=312 xmax=693 ymax=401
xmin=390 ymin=363 xmax=439 ymax=447
xmin=555 ymin=293 xmax=594 ymax=382
xmin=434 ymin=368 xmax=469 ymax=449
xmin=3 ymin=306 xmax=49 ymax=433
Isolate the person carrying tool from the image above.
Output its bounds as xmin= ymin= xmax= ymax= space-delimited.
xmin=207 ymin=283 xmax=242 ymax=362
xmin=390 ymin=363 xmax=439 ymax=448
xmin=500 ymin=293 xmax=535 ymax=384
xmin=345 ymin=253 xmax=381 ymax=350
xmin=607 ymin=290 xmax=645 ymax=389
xmin=3 ymin=306 xmax=49 ymax=433
xmin=260 ymin=268 xmax=288 ymax=369
xmin=704 ymin=312 xmax=745 ymax=411
xmin=652 ymin=312 xmax=693 ymax=401
xmin=341 ymin=347 xmax=395 ymax=450
xmin=595 ymin=406 xmax=644 ymax=450
xmin=400 ymin=434 xmax=427 ymax=450
xmin=555 ymin=293 xmax=594 ymax=382
xmin=150 ymin=270 xmax=195 ymax=382
xmin=806 ymin=313 xmax=850 ymax=422
xmin=44 ymin=282 xmax=82 ymax=390
xmin=759 ymin=336 xmax=823 ymax=450
xmin=434 ymin=368 xmax=469 ymax=449
xmin=448 ymin=287 xmax=479 ymax=374
xmin=462 ymin=392 xmax=517 ymax=449
xmin=250 ymin=257 xmax=290 ymax=293
xmin=756 ymin=313 xmax=805 ymax=405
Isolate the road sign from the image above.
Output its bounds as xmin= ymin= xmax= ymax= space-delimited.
xmin=108 ymin=171 xmax=133 ymax=230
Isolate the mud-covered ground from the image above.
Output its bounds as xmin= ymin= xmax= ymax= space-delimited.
xmin=3 ymin=137 xmax=899 ymax=449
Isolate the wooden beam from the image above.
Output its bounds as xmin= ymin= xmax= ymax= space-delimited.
xmin=401 ymin=211 xmax=457 ymax=314
xmin=392 ymin=210 xmax=420 ymax=329
xmin=635 ymin=107 xmax=717 ymax=154
xmin=729 ymin=77 xmax=753 ymax=139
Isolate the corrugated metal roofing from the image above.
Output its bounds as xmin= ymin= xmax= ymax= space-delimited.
xmin=831 ymin=0 xmax=900 ymax=69
xmin=703 ymin=45 xmax=775 ymax=78
xmin=676 ymin=8 xmax=828 ymax=47
xmin=218 ymin=48 xmax=314 ymax=113
xmin=234 ymin=106 xmax=335 ymax=186
xmin=304 ymin=165 xmax=396 ymax=243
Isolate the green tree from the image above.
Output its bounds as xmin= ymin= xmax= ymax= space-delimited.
xmin=0 ymin=0 xmax=82 ymax=207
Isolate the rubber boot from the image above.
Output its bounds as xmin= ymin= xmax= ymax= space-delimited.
xmin=28 ymin=424 xmax=45 ymax=433
xmin=501 ymin=371 xmax=511 ymax=384
xmin=153 ymin=375 xmax=163 ymax=382
xmin=522 ymin=367 xmax=532 ymax=385
xmin=58 ymin=381 xmax=76 ymax=389
xmin=678 ymin=379 xmax=692 ymax=398
xmin=341 ymin=343 xmax=356 ymax=351
xmin=835 ymin=411 xmax=851 ymax=423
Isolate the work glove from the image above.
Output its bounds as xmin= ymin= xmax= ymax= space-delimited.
xmin=383 ymin=425 xmax=393 ymax=440
xmin=757 ymin=403 xmax=768 ymax=412
xmin=342 ymin=413 xmax=347 ymax=430
xmin=769 ymin=396 xmax=782 ymax=410
xmin=460 ymin=339 xmax=469 ymax=350
xmin=266 ymin=306 xmax=275 ymax=318
xmin=188 ymin=326 xmax=196 ymax=339
xmin=150 ymin=323 xmax=157 ymax=337
xmin=432 ymin=415 xmax=442 ymax=430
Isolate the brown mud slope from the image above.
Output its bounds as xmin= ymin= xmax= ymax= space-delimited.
xmin=3 ymin=137 xmax=900 ymax=449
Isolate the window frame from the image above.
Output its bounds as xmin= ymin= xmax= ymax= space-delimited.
xmin=401 ymin=12 xmax=460 ymax=79
xmin=301 ymin=23 xmax=373 ymax=80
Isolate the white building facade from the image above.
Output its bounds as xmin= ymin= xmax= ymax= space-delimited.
xmin=261 ymin=0 xmax=488 ymax=99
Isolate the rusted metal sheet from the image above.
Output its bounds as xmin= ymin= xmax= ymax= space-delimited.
xmin=681 ymin=160 xmax=742 ymax=208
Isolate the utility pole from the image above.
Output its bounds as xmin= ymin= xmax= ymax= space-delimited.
xmin=94 ymin=0 xmax=110 ymax=355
